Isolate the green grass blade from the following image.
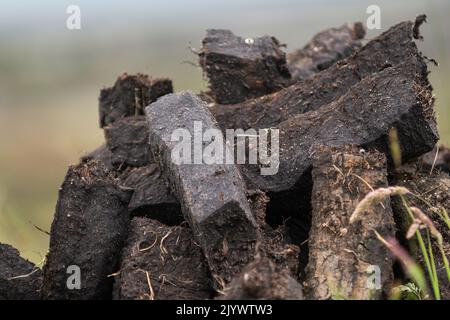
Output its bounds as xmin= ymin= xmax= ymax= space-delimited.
xmin=426 ymin=230 xmax=440 ymax=300
xmin=438 ymin=244 xmax=450 ymax=283
xmin=400 ymin=196 xmax=435 ymax=299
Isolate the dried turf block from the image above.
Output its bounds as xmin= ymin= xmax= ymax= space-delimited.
xmin=199 ymin=29 xmax=291 ymax=104
xmin=0 ymin=243 xmax=42 ymax=300
xmin=104 ymin=116 xmax=152 ymax=168
xmin=305 ymin=145 xmax=395 ymax=300
xmin=80 ymin=144 xmax=114 ymax=170
xmin=241 ymin=56 xmax=438 ymax=196
xmin=118 ymin=164 xmax=183 ymax=225
xmin=99 ymin=73 xmax=173 ymax=128
xmin=287 ymin=22 xmax=365 ymax=80
xmin=210 ymin=21 xmax=421 ymax=130
xmin=419 ymin=144 xmax=450 ymax=173
xmin=41 ymin=160 xmax=132 ymax=299
xmin=113 ymin=217 xmax=212 ymax=300
xmin=391 ymin=163 xmax=450 ymax=299
xmin=220 ymin=258 xmax=303 ymax=300
xmin=146 ymin=91 xmax=259 ymax=284
xmin=82 ymin=146 xmax=182 ymax=225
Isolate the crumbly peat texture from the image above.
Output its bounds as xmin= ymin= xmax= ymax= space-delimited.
xmin=305 ymin=145 xmax=395 ymax=300
xmin=199 ymin=29 xmax=291 ymax=104
xmin=113 ymin=217 xmax=212 ymax=300
xmin=0 ymin=244 xmax=42 ymax=300
xmin=287 ymin=22 xmax=365 ymax=80
xmin=99 ymin=73 xmax=172 ymax=128
xmin=41 ymin=160 xmax=132 ymax=299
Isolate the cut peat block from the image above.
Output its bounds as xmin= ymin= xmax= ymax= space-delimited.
xmin=241 ymin=56 xmax=438 ymax=197
xmin=41 ymin=160 xmax=132 ymax=300
xmin=104 ymin=116 xmax=152 ymax=168
xmin=113 ymin=217 xmax=212 ymax=300
xmin=287 ymin=22 xmax=365 ymax=80
xmin=210 ymin=20 xmax=423 ymax=130
xmin=0 ymin=243 xmax=42 ymax=300
xmin=99 ymin=73 xmax=173 ymax=128
xmin=145 ymin=91 xmax=259 ymax=285
xmin=419 ymin=144 xmax=450 ymax=173
xmin=199 ymin=29 xmax=291 ymax=104
xmin=220 ymin=258 xmax=303 ymax=300
xmin=81 ymin=146 xmax=183 ymax=225
xmin=305 ymin=145 xmax=395 ymax=300
xmin=118 ymin=164 xmax=183 ymax=225
xmin=391 ymin=163 xmax=450 ymax=299
xmin=80 ymin=144 xmax=114 ymax=170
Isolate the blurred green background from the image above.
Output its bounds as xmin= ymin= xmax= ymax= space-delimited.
xmin=0 ymin=0 xmax=449 ymax=263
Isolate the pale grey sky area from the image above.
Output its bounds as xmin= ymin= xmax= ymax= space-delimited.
xmin=0 ymin=0 xmax=443 ymax=37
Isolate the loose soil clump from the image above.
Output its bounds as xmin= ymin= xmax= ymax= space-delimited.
xmin=113 ymin=217 xmax=212 ymax=300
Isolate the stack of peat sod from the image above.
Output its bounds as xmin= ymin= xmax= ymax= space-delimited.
xmin=1 ymin=16 xmax=449 ymax=300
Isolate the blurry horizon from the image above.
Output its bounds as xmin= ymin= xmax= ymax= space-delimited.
xmin=0 ymin=0 xmax=449 ymax=263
